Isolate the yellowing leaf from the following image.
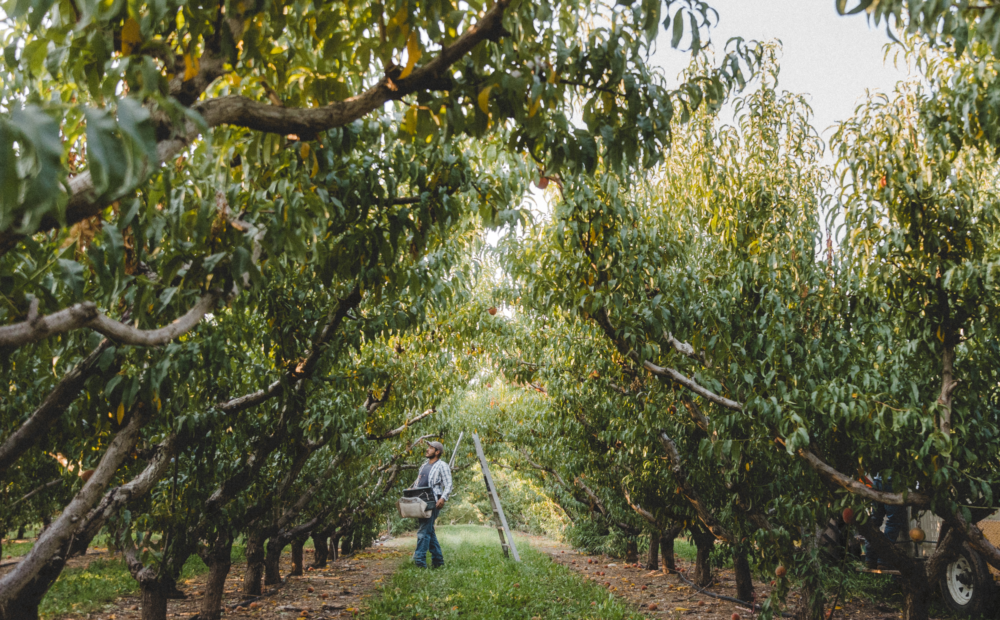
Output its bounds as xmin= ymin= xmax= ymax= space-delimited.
xmin=116 ymin=403 xmax=125 ymax=425
xmin=122 ymin=18 xmax=142 ymax=56
xmin=547 ymin=67 xmax=558 ymax=84
xmin=403 ymin=105 xmax=418 ymax=134
xmin=528 ymin=97 xmax=541 ymax=117
xmin=937 ymin=326 xmax=944 ymax=342
xmin=183 ymin=52 xmax=200 ymax=82
xmin=478 ymin=85 xmax=494 ymax=114
xmin=300 ymin=143 xmax=311 ymax=159
xmin=746 ymin=463 xmax=750 ymax=471
xmin=967 ymin=238 xmax=974 ymax=252
xmin=399 ymin=31 xmax=422 ymax=79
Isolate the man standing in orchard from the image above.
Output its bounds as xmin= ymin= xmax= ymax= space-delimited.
xmin=411 ymin=440 xmax=452 ymax=568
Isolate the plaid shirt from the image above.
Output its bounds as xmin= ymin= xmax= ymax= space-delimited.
xmin=418 ymin=459 xmax=452 ymax=502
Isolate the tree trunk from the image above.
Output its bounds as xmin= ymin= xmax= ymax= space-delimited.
xmin=901 ymin=585 xmax=930 ymax=620
xmin=625 ymin=539 xmax=638 ymax=564
xmin=242 ymin=530 xmax=265 ymax=597
xmin=16 ymin=525 xmax=25 ymax=540
xmin=331 ymin=535 xmax=339 ymax=561
xmin=691 ymin=527 xmax=715 ymax=587
xmin=340 ymin=532 xmax=352 ymax=556
xmin=733 ymin=549 xmax=754 ymax=603
xmin=140 ymin=582 xmax=169 ymax=620
xmin=197 ymin=533 xmax=232 ymax=620
xmin=646 ymin=532 xmax=659 ymax=570
xmin=263 ymin=538 xmax=283 ymax=586
xmin=311 ymin=532 xmax=329 ymax=568
xmin=290 ymin=538 xmax=304 ymax=576
xmin=660 ymin=532 xmax=676 ymax=572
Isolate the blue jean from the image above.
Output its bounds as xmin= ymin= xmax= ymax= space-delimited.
xmin=865 ymin=477 xmax=907 ymax=566
xmin=413 ymin=507 xmax=443 ymax=567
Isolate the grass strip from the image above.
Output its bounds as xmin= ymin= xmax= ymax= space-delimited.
xmin=38 ymin=546 xmax=245 ymax=618
xmin=365 ymin=525 xmax=646 ymax=620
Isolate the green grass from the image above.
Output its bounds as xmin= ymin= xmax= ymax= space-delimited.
xmin=38 ymin=545 xmax=246 ymax=619
xmin=365 ymin=525 xmax=646 ymax=620
xmin=3 ymin=540 xmax=35 ymax=557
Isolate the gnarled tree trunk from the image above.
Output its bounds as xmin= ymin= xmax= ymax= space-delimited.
xmin=660 ymin=531 xmax=677 ymax=573
xmin=311 ymin=529 xmax=330 ymax=568
xmin=242 ymin=530 xmax=265 ymax=597
xmin=197 ymin=531 xmax=233 ymax=620
xmin=290 ymin=538 xmax=305 ymax=576
xmin=690 ymin=526 xmax=715 ymax=587
xmin=340 ymin=531 xmax=353 ymax=556
xmin=330 ymin=535 xmax=340 ymax=561
xmin=625 ymin=539 xmax=639 ymax=564
xmin=140 ymin=582 xmax=169 ymax=620
xmin=646 ymin=531 xmax=659 ymax=570
xmin=263 ymin=537 xmax=283 ymax=586
xmin=733 ymin=549 xmax=754 ymax=603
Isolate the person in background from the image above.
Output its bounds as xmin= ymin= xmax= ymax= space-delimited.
xmin=410 ymin=440 xmax=452 ymax=568
xmin=865 ymin=474 xmax=907 ymax=569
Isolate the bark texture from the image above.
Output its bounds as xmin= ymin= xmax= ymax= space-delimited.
xmin=242 ymin=531 xmax=265 ymax=597
xmin=733 ymin=549 xmax=754 ymax=603
xmin=140 ymin=582 xmax=169 ymax=620
xmin=197 ymin=532 xmax=233 ymax=620
xmin=290 ymin=539 xmax=305 ymax=576
xmin=646 ymin=532 xmax=659 ymax=570
xmin=691 ymin=526 xmax=716 ymax=587
xmin=625 ymin=539 xmax=639 ymax=564
xmin=264 ymin=538 xmax=282 ymax=586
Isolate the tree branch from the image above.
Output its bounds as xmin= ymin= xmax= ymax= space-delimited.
xmin=0 ymin=339 xmax=116 ymax=475
xmin=0 ymin=406 xmax=150 ymax=611
xmin=795 ymin=448 xmax=931 ymax=507
xmin=366 ymin=408 xmax=434 ymax=441
xmin=0 ymin=291 xmax=220 ymax=350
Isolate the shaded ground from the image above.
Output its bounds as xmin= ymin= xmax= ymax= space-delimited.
xmin=15 ymin=528 xmax=954 ymax=620
xmin=49 ymin=540 xmax=409 ymax=620
xmin=531 ymin=537 xmax=920 ymax=620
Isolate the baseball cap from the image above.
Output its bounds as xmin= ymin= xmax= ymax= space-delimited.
xmin=427 ymin=440 xmax=445 ymax=452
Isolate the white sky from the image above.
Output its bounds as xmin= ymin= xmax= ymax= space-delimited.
xmin=651 ymin=0 xmax=912 ymax=140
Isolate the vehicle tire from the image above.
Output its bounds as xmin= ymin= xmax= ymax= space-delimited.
xmin=939 ymin=543 xmax=996 ymax=617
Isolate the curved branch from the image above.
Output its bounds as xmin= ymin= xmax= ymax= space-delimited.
xmin=215 ymin=287 xmax=362 ymax=414
xmin=366 ymin=408 xmax=434 ymax=441
xmin=796 ymin=448 xmax=931 ymax=507
xmin=0 ymin=291 xmax=219 ymax=349
xmin=0 ymin=1 xmax=513 ymax=256
xmin=0 ymin=339 xmax=116 ymax=475
xmin=193 ymin=0 xmax=511 ymax=136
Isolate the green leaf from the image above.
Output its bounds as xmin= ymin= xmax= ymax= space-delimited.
xmin=57 ymin=258 xmax=86 ymax=300
xmin=671 ymin=9 xmax=684 ymax=48
xmin=117 ymin=97 xmax=157 ymax=162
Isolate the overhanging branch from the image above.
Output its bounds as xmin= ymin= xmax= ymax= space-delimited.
xmin=0 ymin=291 xmax=220 ymax=350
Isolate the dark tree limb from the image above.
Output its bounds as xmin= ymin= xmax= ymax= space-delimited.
xmin=0 ymin=340 xmax=115 ymax=474
xmin=0 ymin=407 xmax=150 ymax=615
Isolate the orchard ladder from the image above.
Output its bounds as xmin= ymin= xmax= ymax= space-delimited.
xmin=471 ymin=431 xmax=521 ymax=561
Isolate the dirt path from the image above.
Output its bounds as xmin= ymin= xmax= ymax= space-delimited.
xmin=72 ymin=538 xmax=414 ymax=620
xmin=528 ymin=537 xmax=911 ymax=620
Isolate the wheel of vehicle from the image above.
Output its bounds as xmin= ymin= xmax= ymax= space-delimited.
xmin=939 ymin=543 xmax=996 ymax=617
